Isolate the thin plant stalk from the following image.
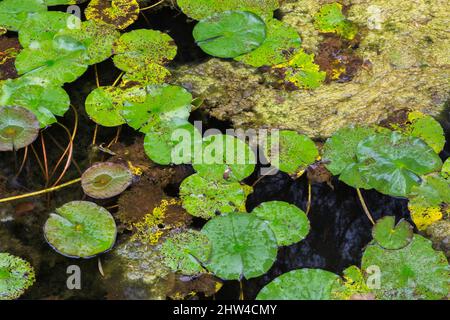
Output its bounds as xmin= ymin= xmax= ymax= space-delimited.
xmin=356 ymin=188 xmax=375 ymax=225
xmin=41 ymin=133 xmax=49 ymax=185
xmin=140 ymin=0 xmax=164 ymax=11
xmin=30 ymin=144 xmax=46 ymax=181
xmin=15 ymin=146 xmax=28 ymax=178
xmin=51 ymin=123 xmax=75 ymax=187
xmin=306 ymin=181 xmax=312 ymax=215
xmin=239 ymin=281 xmax=244 ymax=300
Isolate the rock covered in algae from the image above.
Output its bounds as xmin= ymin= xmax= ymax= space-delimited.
xmin=174 ymin=0 xmax=450 ymax=138
xmin=426 ymin=219 xmax=450 ymax=259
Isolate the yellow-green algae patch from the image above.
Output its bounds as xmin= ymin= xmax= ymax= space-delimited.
xmin=174 ymin=0 xmax=450 ymax=139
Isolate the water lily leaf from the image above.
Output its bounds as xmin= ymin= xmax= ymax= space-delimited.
xmin=0 ymin=0 xmax=47 ymax=31
xmin=19 ymin=11 xmax=81 ymax=48
xmin=256 ymin=269 xmax=340 ymax=300
xmin=193 ymin=11 xmax=267 ymax=59
xmin=177 ymin=0 xmax=279 ymax=20
xmin=144 ymin=122 xmax=202 ymax=165
xmin=0 ymin=253 xmax=36 ymax=300
xmin=356 ymin=132 xmax=443 ymax=197
xmin=361 ymin=235 xmax=449 ymax=300
xmin=0 ymin=106 xmax=39 ymax=151
xmin=202 ymin=212 xmax=278 ymax=280
xmin=113 ymin=29 xmax=177 ymax=73
xmin=121 ymin=64 xmax=171 ymax=87
xmin=281 ymin=50 xmax=326 ymax=89
xmin=85 ymin=0 xmax=139 ymax=30
xmin=56 ymin=20 xmax=120 ymax=65
xmin=44 ymin=201 xmax=117 ymax=258
xmin=15 ymin=36 xmax=88 ymax=85
xmin=409 ymin=174 xmax=450 ymax=207
xmin=314 ymin=3 xmax=358 ymax=40
xmin=122 ymin=84 xmax=192 ymax=133
xmin=160 ymin=229 xmax=211 ymax=276
xmin=251 ymin=201 xmax=310 ymax=246
xmin=193 ymin=134 xmax=256 ymax=182
xmin=0 ymin=78 xmax=70 ymax=127
xmin=81 ymin=162 xmax=133 ymax=199
xmin=331 ymin=266 xmax=372 ymax=300
xmin=404 ymin=112 xmax=445 ymax=154
xmin=264 ymin=130 xmax=319 ymax=176
xmin=235 ymin=19 xmax=301 ymax=67
xmin=45 ymin=0 xmax=88 ymax=5
xmin=372 ymin=216 xmax=413 ymax=250
xmin=180 ymin=173 xmax=251 ymax=219
xmin=442 ymin=158 xmax=450 ymax=180
xmin=85 ymin=86 xmax=127 ymax=127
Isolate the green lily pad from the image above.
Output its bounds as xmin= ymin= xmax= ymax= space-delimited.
xmin=160 ymin=229 xmax=211 ymax=276
xmin=331 ymin=266 xmax=372 ymax=300
xmin=441 ymin=158 xmax=450 ymax=180
xmin=251 ymin=201 xmax=310 ymax=246
xmin=113 ymin=29 xmax=177 ymax=73
xmin=356 ymin=132 xmax=443 ymax=197
xmin=56 ymin=20 xmax=120 ymax=65
xmin=180 ymin=173 xmax=251 ymax=219
xmin=409 ymin=174 xmax=450 ymax=207
xmin=372 ymin=216 xmax=413 ymax=250
xmin=0 ymin=106 xmax=39 ymax=151
xmin=81 ymin=162 xmax=133 ymax=199
xmin=323 ymin=126 xmax=376 ymax=189
xmin=405 ymin=112 xmax=445 ymax=154
xmin=0 ymin=78 xmax=70 ymax=127
xmin=193 ymin=134 xmax=256 ymax=182
xmin=314 ymin=3 xmax=358 ymax=40
xmin=0 ymin=0 xmax=47 ymax=31
xmin=235 ymin=19 xmax=302 ymax=67
xmin=19 ymin=11 xmax=81 ymax=48
xmin=122 ymin=84 xmax=192 ymax=133
xmin=121 ymin=64 xmax=171 ymax=87
xmin=44 ymin=201 xmax=117 ymax=258
xmin=177 ymin=0 xmax=279 ymax=20
xmin=144 ymin=122 xmax=202 ymax=165
xmin=45 ymin=0 xmax=88 ymax=5
xmin=85 ymin=0 xmax=139 ymax=30
xmin=85 ymin=86 xmax=127 ymax=127
xmin=264 ymin=130 xmax=319 ymax=176
xmin=202 ymin=212 xmax=278 ymax=280
xmin=361 ymin=235 xmax=449 ymax=300
xmin=193 ymin=11 xmax=267 ymax=59
xmin=256 ymin=269 xmax=341 ymax=300
xmin=15 ymin=36 xmax=88 ymax=85
xmin=0 ymin=253 xmax=36 ymax=300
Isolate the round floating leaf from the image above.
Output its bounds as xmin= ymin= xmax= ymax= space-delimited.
xmin=0 ymin=78 xmax=70 ymax=127
xmin=0 ymin=0 xmax=47 ymax=31
xmin=19 ymin=11 xmax=80 ymax=48
xmin=441 ymin=158 xmax=450 ymax=180
xmin=251 ymin=201 xmax=310 ymax=246
xmin=113 ymin=29 xmax=177 ymax=73
xmin=372 ymin=216 xmax=413 ymax=250
xmin=85 ymin=0 xmax=139 ymax=30
xmin=202 ymin=212 xmax=278 ymax=280
xmin=15 ymin=37 xmax=88 ymax=85
xmin=193 ymin=134 xmax=256 ymax=182
xmin=409 ymin=174 xmax=450 ymax=207
xmin=177 ymin=0 xmax=279 ymax=20
xmin=193 ymin=11 xmax=267 ymax=59
xmin=122 ymin=84 xmax=192 ymax=132
xmin=81 ymin=162 xmax=133 ymax=199
xmin=160 ymin=229 xmax=211 ymax=276
xmin=121 ymin=64 xmax=171 ymax=87
xmin=0 ymin=106 xmax=39 ymax=151
xmin=144 ymin=122 xmax=202 ymax=165
xmin=264 ymin=130 xmax=319 ymax=176
xmin=331 ymin=266 xmax=372 ymax=300
xmin=0 ymin=253 xmax=36 ymax=300
xmin=44 ymin=201 xmax=117 ymax=258
xmin=180 ymin=174 xmax=251 ymax=219
xmin=361 ymin=235 xmax=449 ymax=300
xmin=45 ymin=0 xmax=89 ymax=5
xmin=356 ymin=132 xmax=443 ymax=197
xmin=256 ymin=269 xmax=340 ymax=300
xmin=56 ymin=20 xmax=120 ymax=65
xmin=323 ymin=126 xmax=376 ymax=188
xmin=85 ymin=86 xmax=128 ymax=127
xmin=314 ymin=3 xmax=358 ymax=40
xmin=235 ymin=19 xmax=301 ymax=67
xmin=405 ymin=112 xmax=445 ymax=154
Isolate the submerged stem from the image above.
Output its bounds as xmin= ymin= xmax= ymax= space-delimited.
xmin=239 ymin=280 xmax=244 ymax=300
xmin=140 ymin=0 xmax=164 ymax=11
xmin=0 ymin=178 xmax=81 ymax=204
xmin=306 ymin=181 xmax=312 ymax=215
xmin=356 ymin=188 xmax=375 ymax=225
